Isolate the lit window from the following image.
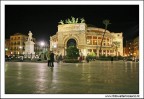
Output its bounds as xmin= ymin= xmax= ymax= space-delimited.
xmin=93 ymin=36 xmax=97 ymax=39
xmin=87 ymin=39 xmax=92 ymax=45
xmin=93 ymin=40 xmax=97 ymax=45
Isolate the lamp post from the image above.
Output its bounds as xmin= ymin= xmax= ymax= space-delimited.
xmin=40 ymin=41 xmax=45 ymax=53
xmin=39 ymin=41 xmax=45 ymax=60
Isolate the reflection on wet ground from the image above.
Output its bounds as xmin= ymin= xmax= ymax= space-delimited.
xmin=5 ymin=61 xmax=139 ymax=94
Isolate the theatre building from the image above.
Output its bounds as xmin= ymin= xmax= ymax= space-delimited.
xmin=50 ymin=23 xmax=123 ymax=57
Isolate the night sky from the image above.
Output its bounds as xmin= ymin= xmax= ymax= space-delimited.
xmin=5 ymin=5 xmax=139 ymax=46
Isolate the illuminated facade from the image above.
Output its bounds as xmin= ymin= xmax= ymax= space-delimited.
xmin=133 ymin=37 xmax=139 ymax=59
xmin=50 ymin=23 xmax=123 ymax=57
xmin=6 ymin=33 xmax=36 ymax=56
xmin=124 ymin=37 xmax=139 ymax=59
xmin=8 ymin=33 xmax=28 ymax=55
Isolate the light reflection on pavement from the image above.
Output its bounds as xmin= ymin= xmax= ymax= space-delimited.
xmin=5 ymin=61 xmax=139 ymax=94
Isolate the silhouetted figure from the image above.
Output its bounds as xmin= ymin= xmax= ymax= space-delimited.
xmin=86 ymin=54 xmax=89 ymax=63
xmin=47 ymin=52 xmax=51 ymax=67
xmin=50 ymin=51 xmax=54 ymax=67
xmin=111 ymin=56 xmax=113 ymax=63
xmin=58 ymin=54 xmax=63 ymax=63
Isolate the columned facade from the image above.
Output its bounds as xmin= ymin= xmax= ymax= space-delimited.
xmin=50 ymin=23 xmax=123 ymax=57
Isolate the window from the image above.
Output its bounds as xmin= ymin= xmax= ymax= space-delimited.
xmin=110 ymin=50 xmax=113 ymax=53
xmin=93 ymin=36 xmax=97 ymax=39
xmin=17 ymin=41 xmax=20 ymax=45
xmin=87 ymin=39 xmax=92 ymax=45
xmin=93 ymin=49 xmax=97 ymax=53
xmin=88 ymin=49 xmax=92 ymax=52
xmin=87 ymin=36 xmax=92 ymax=39
xmin=87 ymin=36 xmax=92 ymax=45
xmin=103 ymin=43 xmax=105 ymax=46
xmin=93 ymin=40 xmax=97 ymax=45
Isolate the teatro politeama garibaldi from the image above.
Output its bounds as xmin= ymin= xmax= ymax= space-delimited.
xmin=50 ymin=17 xmax=123 ymax=57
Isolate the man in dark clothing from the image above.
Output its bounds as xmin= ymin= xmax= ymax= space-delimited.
xmin=50 ymin=51 xmax=54 ymax=67
xmin=111 ymin=56 xmax=113 ymax=63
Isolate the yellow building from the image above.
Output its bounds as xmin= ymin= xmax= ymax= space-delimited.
xmin=50 ymin=23 xmax=123 ymax=57
xmin=8 ymin=33 xmax=28 ymax=55
xmin=133 ymin=36 xmax=139 ymax=59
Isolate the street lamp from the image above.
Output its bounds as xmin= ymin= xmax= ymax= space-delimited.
xmin=40 ymin=41 xmax=45 ymax=53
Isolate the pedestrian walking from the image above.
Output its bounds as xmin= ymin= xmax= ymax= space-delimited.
xmin=50 ymin=51 xmax=54 ymax=67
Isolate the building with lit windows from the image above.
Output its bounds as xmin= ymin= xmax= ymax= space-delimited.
xmin=5 ymin=32 xmax=49 ymax=57
xmin=5 ymin=33 xmax=36 ymax=56
xmin=133 ymin=37 xmax=139 ymax=59
xmin=50 ymin=23 xmax=123 ymax=57
xmin=124 ymin=36 xmax=139 ymax=59
xmin=8 ymin=33 xmax=28 ymax=55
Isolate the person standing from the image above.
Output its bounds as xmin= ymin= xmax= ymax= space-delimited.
xmin=111 ymin=56 xmax=113 ymax=63
xmin=50 ymin=51 xmax=54 ymax=67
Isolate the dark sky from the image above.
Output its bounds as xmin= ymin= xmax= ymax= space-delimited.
xmin=5 ymin=5 xmax=139 ymax=45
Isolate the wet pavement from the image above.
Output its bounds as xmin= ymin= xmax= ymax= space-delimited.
xmin=5 ymin=61 xmax=139 ymax=94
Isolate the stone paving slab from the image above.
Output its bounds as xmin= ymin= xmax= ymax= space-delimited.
xmin=5 ymin=61 xmax=139 ymax=94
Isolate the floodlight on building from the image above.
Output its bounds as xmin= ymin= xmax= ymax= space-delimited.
xmin=19 ymin=46 xmax=22 ymax=49
xmin=53 ymin=44 xmax=57 ymax=48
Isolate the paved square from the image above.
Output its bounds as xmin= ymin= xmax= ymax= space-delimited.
xmin=5 ymin=61 xmax=139 ymax=94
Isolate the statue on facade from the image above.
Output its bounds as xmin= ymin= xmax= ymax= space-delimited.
xmin=75 ymin=18 xmax=78 ymax=23
xmin=59 ymin=20 xmax=64 ymax=24
xmin=80 ymin=18 xmax=85 ymax=23
xmin=71 ymin=16 xmax=75 ymax=23
xmin=58 ymin=17 xmax=85 ymax=24
xmin=68 ymin=18 xmax=72 ymax=24
xmin=65 ymin=19 xmax=69 ymax=24
xmin=28 ymin=31 xmax=33 ymax=41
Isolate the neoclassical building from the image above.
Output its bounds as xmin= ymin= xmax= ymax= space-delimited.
xmin=50 ymin=21 xmax=123 ymax=57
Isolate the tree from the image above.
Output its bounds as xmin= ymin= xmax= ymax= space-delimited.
xmin=66 ymin=46 xmax=79 ymax=58
xmin=99 ymin=19 xmax=111 ymax=57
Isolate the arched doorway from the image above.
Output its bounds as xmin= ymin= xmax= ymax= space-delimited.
xmin=67 ymin=39 xmax=77 ymax=48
